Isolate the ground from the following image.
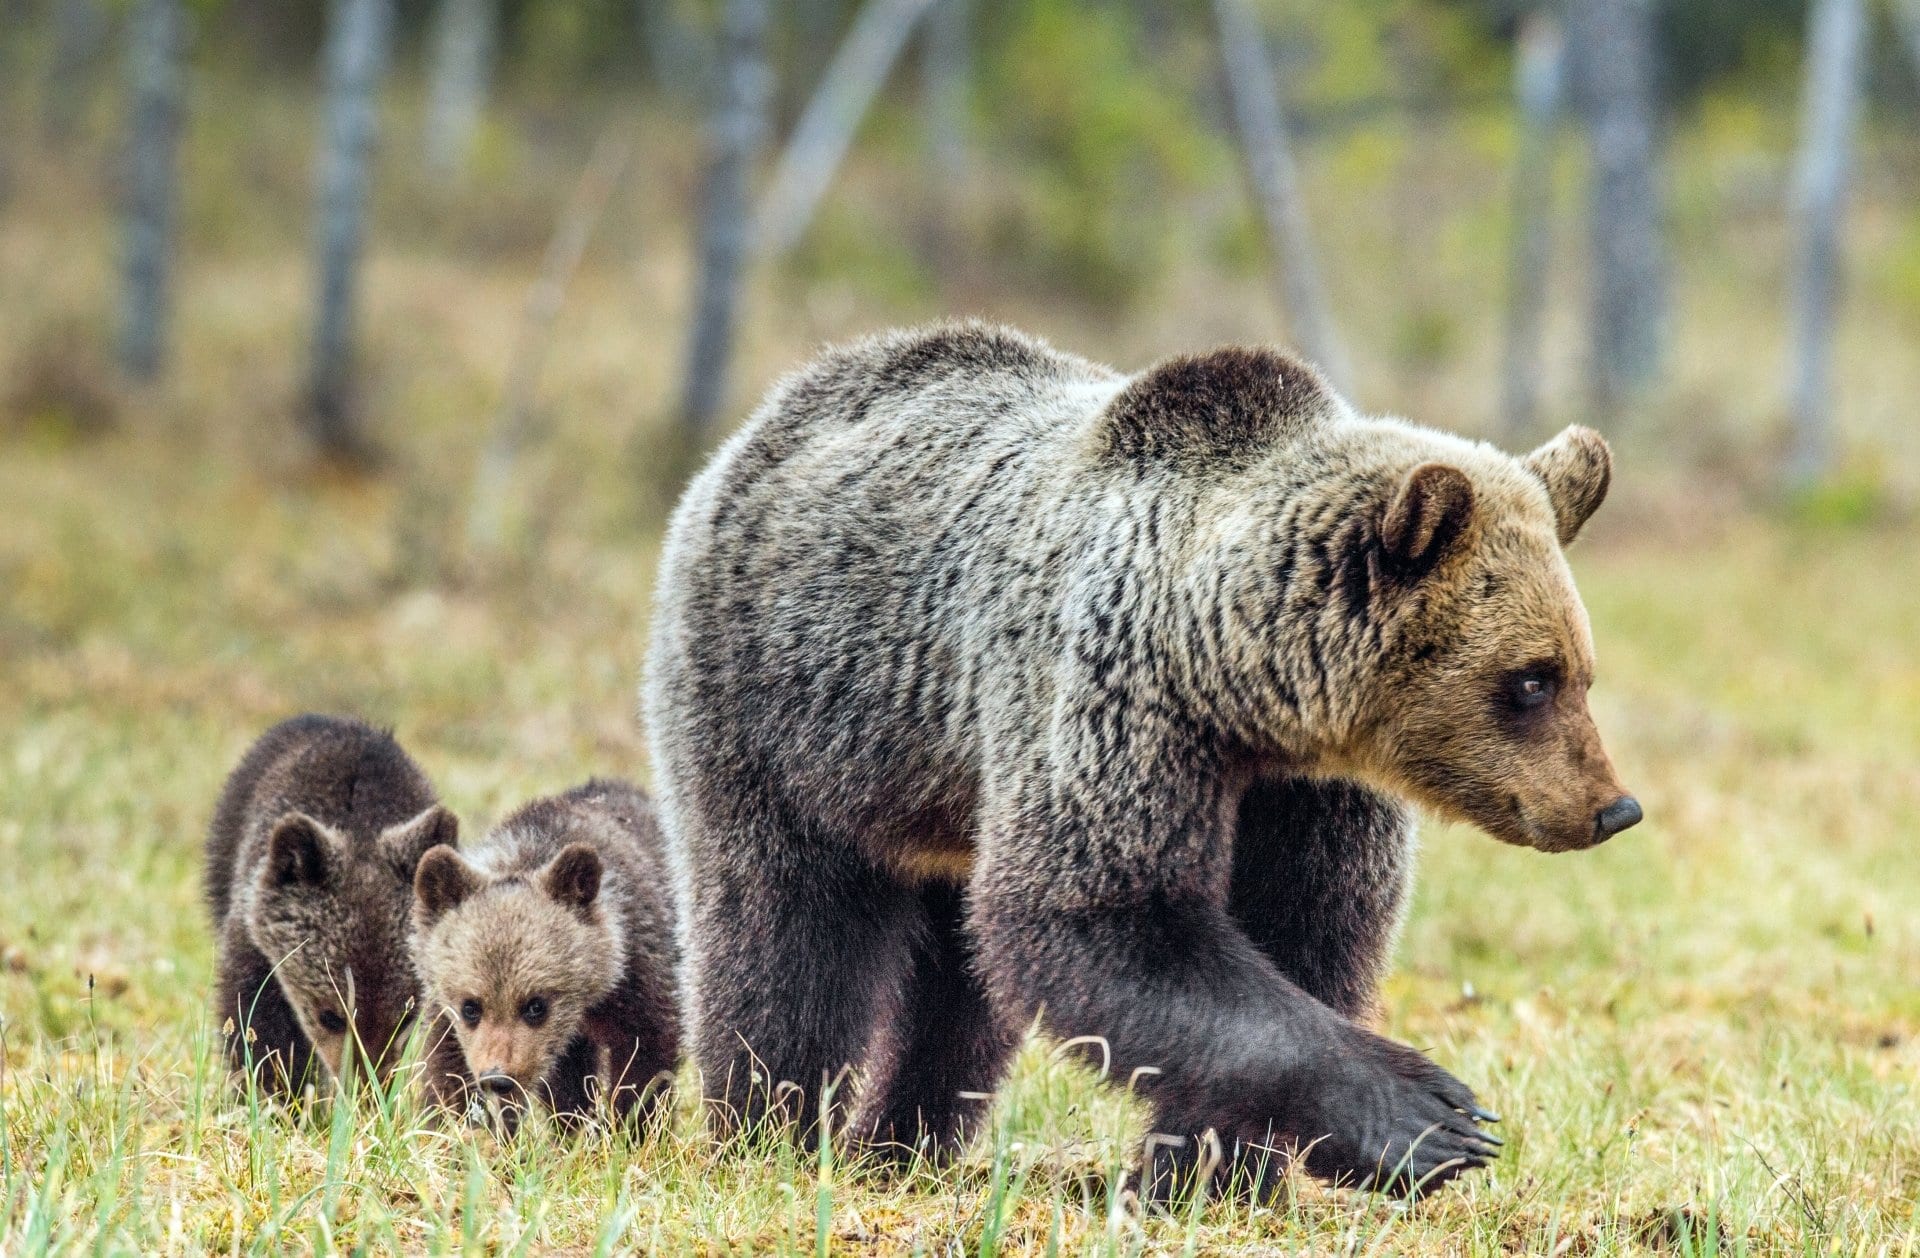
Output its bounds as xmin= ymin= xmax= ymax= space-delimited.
xmin=3 ymin=78 xmax=1920 ymax=1255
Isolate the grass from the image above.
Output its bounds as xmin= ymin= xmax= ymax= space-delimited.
xmin=4 ymin=65 xmax=1920 ymax=1256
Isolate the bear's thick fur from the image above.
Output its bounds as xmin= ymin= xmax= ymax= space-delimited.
xmin=645 ymin=323 xmax=1635 ymax=1196
xmin=206 ymin=714 xmax=458 ymax=1093
xmin=412 ymin=779 xmax=681 ymax=1132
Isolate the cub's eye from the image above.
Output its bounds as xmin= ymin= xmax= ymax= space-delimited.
xmin=460 ymin=999 xmax=483 ymax=1027
xmin=521 ymin=997 xmax=548 ymax=1026
xmin=317 ymin=1010 xmax=348 ymax=1035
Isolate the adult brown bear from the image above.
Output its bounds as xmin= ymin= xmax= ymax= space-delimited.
xmin=644 ymin=323 xmax=1638 ymax=1197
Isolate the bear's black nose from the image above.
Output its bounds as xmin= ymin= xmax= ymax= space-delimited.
xmin=478 ymin=1071 xmax=517 ymax=1097
xmin=1595 ymin=796 xmax=1642 ymax=840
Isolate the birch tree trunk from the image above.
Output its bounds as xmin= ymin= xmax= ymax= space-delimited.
xmin=1785 ymin=0 xmax=1866 ymax=488
xmin=1568 ymin=0 xmax=1666 ymax=413
xmin=308 ymin=0 xmax=394 ymax=460
xmin=422 ymin=0 xmax=496 ymax=179
xmin=118 ymin=0 xmax=185 ymax=382
xmin=677 ymin=0 xmax=771 ymax=442
xmin=755 ymin=0 xmax=937 ymax=257
xmin=1212 ymin=0 xmax=1351 ymax=393
xmin=1500 ymin=10 xmax=1567 ymax=444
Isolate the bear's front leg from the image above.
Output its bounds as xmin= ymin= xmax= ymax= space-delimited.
xmin=971 ymin=733 xmax=1498 ymax=1199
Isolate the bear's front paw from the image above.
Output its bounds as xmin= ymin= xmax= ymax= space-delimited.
xmin=1299 ymin=1030 xmax=1501 ymax=1196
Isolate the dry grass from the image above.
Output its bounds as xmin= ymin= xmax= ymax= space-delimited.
xmin=3 ymin=74 xmax=1919 ymax=1254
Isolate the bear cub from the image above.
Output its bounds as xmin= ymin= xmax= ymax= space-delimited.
xmin=206 ymin=714 xmax=458 ymax=1093
xmin=411 ymin=779 xmax=681 ymax=1134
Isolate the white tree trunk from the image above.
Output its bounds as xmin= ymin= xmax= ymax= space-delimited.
xmin=1569 ymin=0 xmax=1667 ymax=411
xmin=922 ymin=0 xmax=969 ymax=192
xmin=422 ymin=0 xmax=496 ymax=179
xmin=467 ymin=131 xmax=633 ymax=557
xmin=1212 ymin=0 xmax=1351 ymax=392
xmin=1500 ymin=10 xmax=1567 ymax=444
xmin=678 ymin=0 xmax=772 ymax=439
xmin=1786 ymin=0 xmax=1866 ymax=488
xmin=118 ymin=0 xmax=185 ymax=382
xmin=308 ymin=0 xmax=393 ymax=459
xmin=755 ymin=0 xmax=937 ymax=257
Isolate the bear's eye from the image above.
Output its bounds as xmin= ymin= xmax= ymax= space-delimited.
xmin=1505 ymin=670 xmax=1557 ymax=710
xmin=460 ymin=999 xmax=483 ymax=1027
xmin=521 ymin=996 xmax=548 ymax=1027
xmin=317 ymin=1009 xmax=348 ymax=1035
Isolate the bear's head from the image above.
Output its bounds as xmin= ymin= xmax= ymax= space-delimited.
xmin=1338 ymin=425 xmax=1639 ymax=852
xmin=411 ymin=837 xmax=623 ymax=1129
xmin=244 ymin=804 xmax=457 ymax=1082
xmin=1106 ymin=346 xmax=1638 ymax=853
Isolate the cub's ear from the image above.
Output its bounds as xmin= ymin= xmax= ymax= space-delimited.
xmin=1380 ymin=463 xmax=1476 ymax=580
xmin=1100 ymin=346 xmax=1333 ymax=467
xmin=541 ymin=843 xmax=602 ymax=913
xmin=265 ymin=814 xmax=335 ymax=888
xmin=381 ymin=805 xmax=459 ymax=874
xmin=1525 ymin=425 xmax=1612 ymax=545
xmin=413 ymin=845 xmax=480 ymax=921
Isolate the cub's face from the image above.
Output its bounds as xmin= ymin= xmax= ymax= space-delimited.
xmin=1353 ymin=426 xmax=1639 ymax=853
xmin=244 ymin=806 xmax=457 ymax=1084
xmin=411 ymin=841 xmax=619 ymax=1128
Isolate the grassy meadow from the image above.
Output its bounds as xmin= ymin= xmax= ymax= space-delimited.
xmin=4 ymin=63 xmax=1920 ymax=1255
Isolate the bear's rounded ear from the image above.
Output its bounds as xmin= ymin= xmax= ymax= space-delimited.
xmin=413 ymin=845 xmax=480 ymax=921
xmin=1380 ymin=463 xmax=1476 ymax=580
xmin=1525 ymin=425 xmax=1612 ymax=545
xmin=542 ymin=843 xmax=602 ymax=912
xmin=265 ymin=814 xmax=335 ymax=888
xmin=381 ymin=805 xmax=460 ymax=874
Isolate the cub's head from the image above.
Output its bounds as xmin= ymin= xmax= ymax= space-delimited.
xmin=411 ymin=841 xmax=622 ymax=1127
xmin=1345 ymin=425 xmax=1639 ymax=852
xmin=244 ymin=805 xmax=457 ymax=1083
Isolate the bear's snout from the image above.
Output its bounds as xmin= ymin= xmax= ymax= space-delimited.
xmin=1593 ymin=795 xmax=1643 ymax=842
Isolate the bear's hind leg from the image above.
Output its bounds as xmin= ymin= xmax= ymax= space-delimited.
xmin=850 ymin=880 xmax=1018 ymax=1164
xmin=688 ymin=806 xmax=919 ymax=1145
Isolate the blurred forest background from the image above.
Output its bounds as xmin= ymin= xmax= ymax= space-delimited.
xmin=3 ymin=0 xmax=1920 ymax=1251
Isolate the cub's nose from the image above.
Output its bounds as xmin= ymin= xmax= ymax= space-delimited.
xmin=478 ymin=1070 xmax=517 ymax=1097
xmin=1594 ymin=795 xmax=1643 ymax=841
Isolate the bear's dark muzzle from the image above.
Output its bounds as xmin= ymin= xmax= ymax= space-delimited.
xmin=1594 ymin=795 xmax=1642 ymax=842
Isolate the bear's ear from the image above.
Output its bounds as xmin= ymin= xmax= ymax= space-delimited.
xmin=1099 ymin=346 xmax=1334 ymax=467
xmin=541 ymin=843 xmax=602 ymax=913
xmin=1525 ymin=425 xmax=1612 ymax=545
xmin=1379 ymin=463 xmax=1476 ymax=580
xmin=381 ymin=805 xmax=459 ymax=874
xmin=413 ymin=845 xmax=481 ymax=921
xmin=265 ymin=814 xmax=336 ymax=888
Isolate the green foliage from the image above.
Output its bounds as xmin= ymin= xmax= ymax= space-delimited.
xmin=976 ymin=0 xmax=1223 ymax=307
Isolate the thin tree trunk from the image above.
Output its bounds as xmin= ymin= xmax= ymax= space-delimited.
xmin=1500 ymin=9 xmax=1567 ymax=445
xmin=1568 ymin=0 xmax=1666 ymax=413
xmin=118 ymin=0 xmax=185 ymax=382
xmin=755 ymin=0 xmax=937 ymax=257
xmin=307 ymin=0 xmax=394 ymax=461
xmin=467 ymin=131 xmax=633 ymax=557
xmin=1211 ymin=0 xmax=1351 ymax=393
xmin=677 ymin=0 xmax=772 ymax=442
xmin=43 ymin=0 xmax=107 ymax=141
xmin=1786 ymin=0 xmax=1866 ymax=489
xmin=422 ymin=0 xmax=496 ymax=179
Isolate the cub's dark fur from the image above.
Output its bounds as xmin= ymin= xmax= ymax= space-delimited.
xmin=411 ymin=779 xmax=680 ymax=1132
xmin=206 ymin=714 xmax=456 ymax=1092
xmin=646 ymin=323 xmax=1635 ymax=1197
